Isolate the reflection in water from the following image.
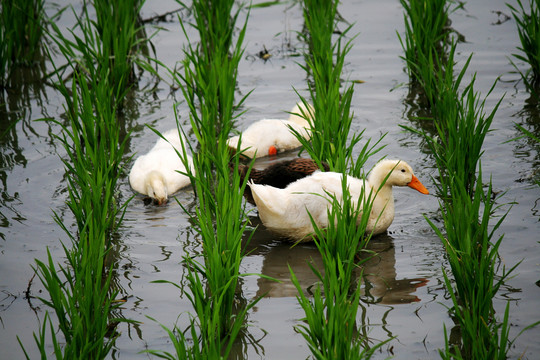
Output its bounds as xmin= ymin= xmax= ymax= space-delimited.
xmin=0 ymin=59 xmax=48 ymax=240
xmin=229 ymin=316 xmax=268 ymax=360
xmin=399 ymin=82 xmax=440 ymax=170
xmin=514 ymin=94 xmax=540 ymax=184
xmin=359 ymin=238 xmax=428 ymax=304
xmin=512 ymin=94 xmax=540 ymax=221
xmin=246 ymin=217 xmax=428 ymax=305
xmin=241 ymin=222 xmax=430 ymax=357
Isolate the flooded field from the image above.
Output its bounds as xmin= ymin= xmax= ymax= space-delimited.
xmin=1 ymin=0 xmax=539 ymax=359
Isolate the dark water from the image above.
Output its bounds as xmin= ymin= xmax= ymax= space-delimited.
xmin=1 ymin=0 xmax=539 ymax=359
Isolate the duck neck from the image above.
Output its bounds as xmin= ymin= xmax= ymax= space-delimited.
xmin=148 ymin=171 xmax=167 ymax=203
xmin=368 ymin=171 xmax=394 ymax=215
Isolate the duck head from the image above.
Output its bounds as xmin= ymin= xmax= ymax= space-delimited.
xmin=371 ymin=160 xmax=429 ymax=194
xmin=146 ymin=170 xmax=168 ymax=205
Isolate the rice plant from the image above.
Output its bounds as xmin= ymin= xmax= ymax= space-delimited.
xmin=397 ymin=1 xmax=526 ymax=357
xmin=178 ymin=0 xmax=251 ymax=332
xmin=93 ymin=0 xmax=147 ymax=97
xmin=0 ymin=0 xmax=46 ymax=87
xmin=406 ymin=64 xmax=514 ymax=359
xmin=148 ymin=0 xmax=257 ymax=356
xmin=25 ymin=67 xmax=130 ymax=359
xmin=403 ymin=47 xmax=500 ymax=199
xmin=292 ymin=0 xmax=384 ymax=174
xmin=19 ymin=1 xmax=147 ymax=357
xmin=290 ymin=176 xmax=390 ymax=359
xmin=428 ymin=171 xmax=519 ymax=360
xmin=286 ymin=1 xmax=390 ymax=358
xmin=398 ymin=0 xmax=452 ymax=82
xmin=47 ymin=0 xmax=148 ymax=106
xmin=508 ymin=0 xmax=540 ymax=91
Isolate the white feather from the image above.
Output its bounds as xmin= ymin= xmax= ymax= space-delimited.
xmin=129 ymin=129 xmax=193 ymax=204
xmin=227 ymin=103 xmax=313 ymax=158
xmin=249 ymin=160 xmax=429 ymax=241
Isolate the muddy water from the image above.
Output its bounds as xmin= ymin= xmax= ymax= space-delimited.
xmin=1 ymin=0 xmax=539 ymax=359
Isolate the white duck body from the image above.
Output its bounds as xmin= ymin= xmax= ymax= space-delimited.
xmin=227 ymin=103 xmax=313 ymax=158
xmin=249 ymin=159 xmax=429 ymax=241
xmin=129 ymin=129 xmax=194 ymax=204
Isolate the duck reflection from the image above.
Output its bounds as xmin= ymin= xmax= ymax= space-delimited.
xmin=358 ymin=236 xmax=428 ymax=304
xmin=246 ymin=218 xmax=428 ymax=305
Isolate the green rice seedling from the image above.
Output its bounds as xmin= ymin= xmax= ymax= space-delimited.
xmin=144 ymin=316 xmax=193 ymax=360
xmin=93 ymin=0 xmax=147 ymax=96
xmin=294 ymin=0 xmax=373 ymax=173
xmin=404 ymin=54 xmax=513 ymax=356
xmin=400 ymin=29 xmax=465 ymax=116
xmin=177 ymin=0 xmax=250 ymax=144
xmin=403 ymin=38 xmax=456 ymax=111
xmin=402 ymin=32 xmax=520 ymax=357
xmin=293 ymin=0 xmax=385 ymax=175
xmin=290 ymin=1 xmax=389 ymax=356
xmin=149 ymin=125 xmax=253 ymax=356
xmin=47 ymin=0 xmax=148 ymax=107
xmin=428 ymin=172 xmax=518 ymax=359
xmin=290 ymin=176 xmax=390 ymax=359
xmin=398 ymin=0 xmax=452 ymax=82
xmin=291 ymin=267 xmax=369 ymax=360
xmin=20 ymin=0 xmax=147 ymax=355
xmin=22 ymin=68 xmax=131 ymax=358
xmin=399 ymin=1 xmax=530 ymax=357
xmin=508 ymin=0 xmax=540 ymax=90
xmin=147 ymin=0 xmax=255 ymax=353
xmin=438 ymin=78 xmax=499 ymax=199
xmin=147 ymin=254 xmax=257 ymax=359
xmin=403 ymin=48 xmax=500 ymax=199
xmin=170 ymin=118 xmax=255 ymax=352
xmin=308 ymin=176 xmax=376 ymax=289
xmin=184 ymin=147 xmax=254 ymax=335
xmin=0 ymin=0 xmax=46 ymax=87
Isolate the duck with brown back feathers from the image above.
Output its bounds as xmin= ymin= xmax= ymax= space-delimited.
xmin=236 ymin=158 xmax=329 ymax=205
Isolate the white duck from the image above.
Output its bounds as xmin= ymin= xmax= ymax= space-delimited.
xmin=249 ymin=159 xmax=429 ymax=241
xmin=226 ymin=102 xmax=313 ymax=158
xmin=129 ymin=129 xmax=194 ymax=205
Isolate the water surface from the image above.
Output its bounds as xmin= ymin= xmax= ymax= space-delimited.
xmin=1 ymin=0 xmax=539 ymax=359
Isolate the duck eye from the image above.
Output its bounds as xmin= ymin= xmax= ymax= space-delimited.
xmin=401 ymin=169 xmax=406 ymax=173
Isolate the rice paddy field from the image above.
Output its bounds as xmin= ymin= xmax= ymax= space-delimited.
xmin=1 ymin=0 xmax=539 ymax=359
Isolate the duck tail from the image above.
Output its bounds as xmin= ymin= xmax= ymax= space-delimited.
xmin=249 ymin=182 xmax=287 ymax=218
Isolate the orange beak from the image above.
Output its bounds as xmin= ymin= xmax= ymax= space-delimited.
xmin=155 ymin=197 xmax=168 ymax=206
xmin=407 ymin=175 xmax=429 ymax=194
xmin=268 ymin=145 xmax=278 ymax=156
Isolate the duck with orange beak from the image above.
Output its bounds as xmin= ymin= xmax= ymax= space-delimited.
xmin=248 ymin=159 xmax=429 ymax=241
